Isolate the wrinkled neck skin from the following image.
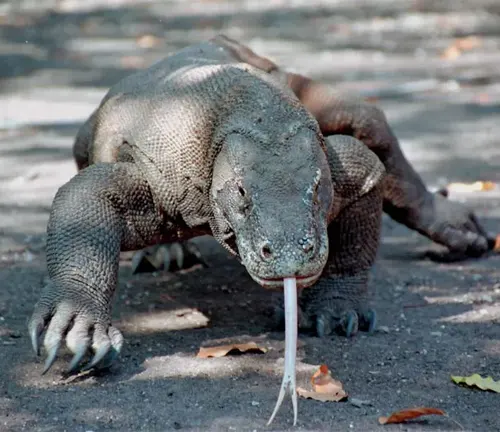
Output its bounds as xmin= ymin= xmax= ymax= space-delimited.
xmin=209 ymin=118 xmax=334 ymax=291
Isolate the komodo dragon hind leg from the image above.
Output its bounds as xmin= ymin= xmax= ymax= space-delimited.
xmin=130 ymin=241 xmax=208 ymax=274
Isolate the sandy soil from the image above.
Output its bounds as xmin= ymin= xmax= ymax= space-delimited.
xmin=1 ymin=1 xmax=500 ymax=431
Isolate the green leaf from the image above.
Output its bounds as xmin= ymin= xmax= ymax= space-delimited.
xmin=451 ymin=374 xmax=500 ymax=393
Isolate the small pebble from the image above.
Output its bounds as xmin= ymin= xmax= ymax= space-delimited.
xmin=251 ymin=400 xmax=260 ymax=406
xmin=378 ymin=325 xmax=390 ymax=333
xmin=430 ymin=331 xmax=442 ymax=337
xmin=349 ymin=397 xmax=372 ymax=408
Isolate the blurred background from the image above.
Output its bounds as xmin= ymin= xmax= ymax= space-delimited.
xmin=1 ymin=0 xmax=500 ymax=248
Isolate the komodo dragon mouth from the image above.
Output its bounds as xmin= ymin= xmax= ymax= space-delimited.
xmin=249 ymin=272 xmax=322 ymax=289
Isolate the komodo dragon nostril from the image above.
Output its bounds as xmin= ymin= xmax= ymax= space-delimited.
xmin=303 ymin=241 xmax=314 ymax=254
xmin=299 ymin=237 xmax=315 ymax=255
xmin=260 ymin=243 xmax=273 ymax=260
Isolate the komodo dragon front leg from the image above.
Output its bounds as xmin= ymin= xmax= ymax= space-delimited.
xmin=28 ymin=162 xmax=168 ymax=374
xmin=216 ymin=35 xmax=493 ymax=259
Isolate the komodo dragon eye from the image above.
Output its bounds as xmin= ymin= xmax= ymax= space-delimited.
xmin=236 ymin=182 xmax=251 ymax=215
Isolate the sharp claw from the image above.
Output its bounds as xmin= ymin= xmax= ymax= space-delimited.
xmin=29 ymin=323 xmax=42 ymax=356
xmin=96 ymin=348 xmax=119 ymax=370
xmin=42 ymin=341 xmax=61 ymax=375
xmin=365 ymin=309 xmax=377 ymax=333
xmin=108 ymin=326 xmax=124 ymax=351
xmin=342 ymin=311 xmax=358 ymax=338
xmin=170 ymin=243 xmax=184 ymax=270
xmin=67 ymin=345 xmax=89 ymax=374
xmin=131 ymin=250 xmax=147 ymax=274
xmin=316 ymin=315 xmax=325 ymax=338
xmin=82 ymin=341 xmax=111 ymax=372
xmin=96 ymin=327 xmax=123 ymax=369
xmin=186 ymin=242 xmax=207 ymax=267
xmin=316 ymin=314 xmax=331 ymax=338
xmin=158 ymin=246 xmax=172 ymax=272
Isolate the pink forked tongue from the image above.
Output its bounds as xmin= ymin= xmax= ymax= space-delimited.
xmin=267 ymin=277 xmax=298 ymax=426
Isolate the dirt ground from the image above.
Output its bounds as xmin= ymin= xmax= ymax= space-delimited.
xmin=1 ymin=1 xmax=500 ymax=431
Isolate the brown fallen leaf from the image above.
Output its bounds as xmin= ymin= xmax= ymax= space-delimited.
xmin=494 ymin=235 xmax=500 ymax=252
xmin=196 ymin=342 xmax=267 ymax=358
xmin=297 ymin=364 xmax=347 ymax=402
xmin=379 ymin=407 xmax=446 ymax=425
xmin=296 ymin=387 xmax=346 ymax=402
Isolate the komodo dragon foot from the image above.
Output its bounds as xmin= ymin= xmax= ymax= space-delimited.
xmin=131 ymin=241 xmax=208 ymax=274
xmin=272 ymin=274 xmax=376 ymax=338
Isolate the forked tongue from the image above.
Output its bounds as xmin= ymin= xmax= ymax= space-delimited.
xmin=267 ymin=277 xmax=298 ymax=426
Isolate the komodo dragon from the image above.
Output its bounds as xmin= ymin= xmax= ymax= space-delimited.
xmin=29 ymin=35 xmax=492 ymax=380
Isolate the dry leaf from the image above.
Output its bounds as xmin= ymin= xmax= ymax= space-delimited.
xmin=446 ymin=181 xmax=496 ymax=193
xmin=379 ymin=407 xmax=446 ymax=425
xmin=441 ymin=45 xmax=461 ymax=60
xmin=196 ymin=342 xmax=267 ymax=358
xmin=311 ymin=364 xmax=342 ymax=393
xmin=296 ymin=387 xmax=346 ymax=402
xmin=494 ymin=236 xmax=500 ymax=252
xmin=440 ymin=36 xmax=482 ymax=60
xmin=451 ymin=374 xmax=500 ymax=393
xmin=297 ymin=365 xmax=347 ymax=402
xmin=455 ymin=36 xmax=482 ymax=51
xmin=136 ymin=34 xmax=161 ymax=49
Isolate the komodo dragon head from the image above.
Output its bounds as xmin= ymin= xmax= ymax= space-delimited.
xmin=210 ymin=119 xmax=333 ymax=290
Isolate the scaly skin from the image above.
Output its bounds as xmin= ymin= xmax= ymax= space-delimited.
xmin=29 ymin=35 xmax=491 ymax=374
xmin=217 ymin=34 xmax=492 ymax=259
